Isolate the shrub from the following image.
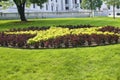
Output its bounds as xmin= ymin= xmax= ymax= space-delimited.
xmin=0 ymin=32 xmax=36 ymax=48
xmin=0 ymin=25 xmax=120 ymax=49
xmin=8 ymin=26 xmax=50 ymax=32
xmin=57 ymin=24 xmax=93 ymax=29
xmin=98 ymin=26 xmax=120 ymax=33
xmin=34 ymin=33 xmax=119 ymax=48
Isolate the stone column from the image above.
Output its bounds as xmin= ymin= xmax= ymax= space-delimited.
xmin=77 ymin=0 xmax=81 ymax=10
xmin=48 ymin=0 xmax=52 ymax=12
xmin=53 ymin=1 xmax=56 ymax=12
xmin=61 ymin=0 xmax=66 ymax=11
xmin=69 ymin=0 xmax=73 ymax=11
xmin=56 ymin=0 xmax=61 ymax=12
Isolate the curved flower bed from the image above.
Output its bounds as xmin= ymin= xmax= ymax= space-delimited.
xmin=0 ymin=25 xmax=120 ymax=49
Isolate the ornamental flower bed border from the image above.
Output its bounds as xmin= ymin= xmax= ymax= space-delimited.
xmin=0 ymin=25 xmax=120 ymax=49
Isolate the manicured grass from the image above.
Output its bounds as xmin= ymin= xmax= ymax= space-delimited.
xmin=0 ymin=17 xmax=120 ymax=80
xmin=0 ymin=44 xmax=120 ymax=80
xmin=0 ymin=17 xmax=120 ymax=31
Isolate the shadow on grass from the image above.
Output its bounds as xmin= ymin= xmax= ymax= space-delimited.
xmin=0 ymin=18 xmax=120 ymax=31
xmin=1 ymin=43 xmax=120 ymax=51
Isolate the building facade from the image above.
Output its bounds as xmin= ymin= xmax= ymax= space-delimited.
xmin=0 ymin=0 xmax=82 ymax=12
xmin=30 ymin=0 xmax=80 ymax=12
xmin=0 ymin=0 xmax=120 ymax=18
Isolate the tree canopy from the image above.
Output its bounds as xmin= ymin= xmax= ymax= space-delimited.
xmin=0 ymin=0 xmax=47 ymax=21
xmin=103 ymin=0 xmax=120 ymax=19
xmin=81 ymin=0 xmax=103 ymax=17
xmin=81 ymin=0 xmax=103 ymax=10
xmin=103 ymin=0 xmax=120 ymax=6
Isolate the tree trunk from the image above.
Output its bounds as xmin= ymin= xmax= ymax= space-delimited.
xmin=16 ymin=4 xmax=27 ymax=21
xmin=90 ymin=0 xmax=94 ymax=18
xmin=91 ymin=10 xmax=94 ymax=17
xmin=113 ymin=4 xmax=115 ymax=19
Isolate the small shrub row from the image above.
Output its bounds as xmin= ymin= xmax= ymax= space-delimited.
xmin=0 ymin=32 xmax=119 ymax=48
xmin=0 ymin=32 xmax=36 ymax=48
xmin=98 ymin=26 xmax=120 ymax=33
xmin=7 ymin=26 xmax=50 ymax=32
xmin=57 ymin=24 xmax=93 ymax=29
xmin=30 ymin=34 xmax=119 ymax=48
xmin=27 ymin=27 xmax=119 ymax=44
xmin=0 ymin=26 xmax=120 ymax=49
xmin=7 ymin=24 xmax=93 ymax=32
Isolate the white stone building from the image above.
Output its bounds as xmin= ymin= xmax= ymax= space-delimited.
xmin=0 ymin=0 xmax=120 ymax=19
xmin=0 ymin=0 xmax=82 ymax=12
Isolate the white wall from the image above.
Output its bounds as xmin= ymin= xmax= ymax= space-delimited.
xmin=0 ymin=0 xmax=82 ymax=13
xmin=1 ymin=0 xmax=120 ymax=18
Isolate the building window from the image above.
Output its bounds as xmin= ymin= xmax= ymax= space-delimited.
xmin=80 ymin=0 xmax=82 ymax=3
xmin=117 ymin=5 xmax=120 ymax=9
xmin=65 ymin=7 xmax=69 ymax=10
xmin=56 ymin=6 xmax=58 ymax=11
xmin=40 ymin=6 xmax=42 ymax=9
xmin=107 ymin=6 xmax=110 ymax=10
xmin=65 ymin=0 xmax=68 ymax=4
xmin=117 ymin=13 xmax=120 ymax=15
xmin=75 ymin=0 xmax=77 ymax=4
xmin=51 ymin=6 xmax=54 ymax=11
xmin=46 ymin=4 xmax=48 ymax=10
xmin=33 ymin=4 xmax=35 ymax=8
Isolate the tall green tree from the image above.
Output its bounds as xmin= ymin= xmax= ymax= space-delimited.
xmin=0 ymin=0 xmax=47 ymax=21
xmin=0 ymin=0 xmax=14 ymax=9
xmin=96 ymin=0 xmax=103 ymax=10
xmin=81 ymin=0 xmax=103 ymax=17
xmin=103 ymin=0 xmax=120 ymax=19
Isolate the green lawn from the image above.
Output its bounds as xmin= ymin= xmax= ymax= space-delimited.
xmin=0 ymin=17 xmax=120 ymax=80
xmin=1 ymin=17 xmax=120 ymax=31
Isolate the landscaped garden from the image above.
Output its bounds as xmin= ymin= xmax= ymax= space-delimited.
xmin=0 ymin=17 xmax=120 ymax=80
xmin=0 ymin=25 xmax=120 ymax=49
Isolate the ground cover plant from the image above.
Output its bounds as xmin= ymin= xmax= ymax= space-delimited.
xmin=0 ymin=17 xmax=120 ymax=80
xmin=0 ymin=25 xmax=120 ymax=49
